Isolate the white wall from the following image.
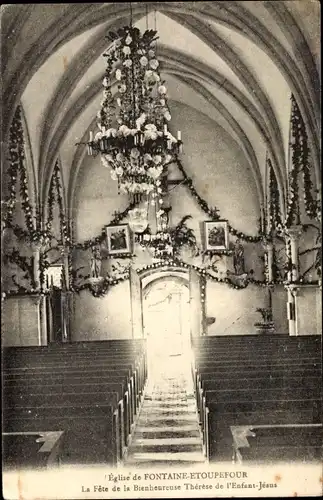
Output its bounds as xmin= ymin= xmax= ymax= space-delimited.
xmin=71 ymin=281 xmax=132 ymax=341
xmin=205 ymin=282 xmax=267 ymax=335
xmin=71 ymin=102 xmax=265 ymax=340
xmin=2 ymin=296 xmax=42 ymax=346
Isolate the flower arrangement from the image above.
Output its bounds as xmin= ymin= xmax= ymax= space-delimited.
xmin=255 ymin=307 xmax=273 ymax=323
xmin=88 ymin=25 xmax=182 ymax=198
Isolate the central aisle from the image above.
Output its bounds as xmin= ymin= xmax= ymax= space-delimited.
xmin=125 ymin=353 xmax=205 ymax=468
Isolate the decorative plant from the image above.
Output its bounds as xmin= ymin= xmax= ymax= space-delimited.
xmin=255 ymin=307 xmax=273 ymax=323
xmin=169 ymin=215 xmax=196 ymax=257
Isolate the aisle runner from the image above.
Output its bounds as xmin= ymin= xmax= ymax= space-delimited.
xmin=126 ymin=356 xmax=205 ymax=468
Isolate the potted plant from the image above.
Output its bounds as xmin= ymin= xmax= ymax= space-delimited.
xmin=254 ymin=307 xmax=275 ymax=334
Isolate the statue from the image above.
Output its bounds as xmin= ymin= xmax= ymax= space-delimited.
xmin=233 ymin=239 xmax=245 ymax=275
xmin=90 ymin=244 xmax=102 ymax=279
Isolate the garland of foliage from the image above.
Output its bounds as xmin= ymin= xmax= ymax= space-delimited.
xmin=66 ymin=257 xmax=269 ymax=298
xmin=72 ymin=200 xmax=138 ymax=250
xmin=137 ymin=215 xmax=197 ymax=258
xmin=4 ymin=106 xmax=34 ymax=234
xmin=285 ymin=95 xmax=319 ymax=227
xmin=290 ymin=95 xmax=319 ymax=220
xmin=54 ymin=163 xmax=71 ymax=245
xmin=285 ymin=97 xmax=301 ymax=228
xmin=174 ymin=157 xmax=263 ymax=242
xmin=268 ymin=158 xmax=284 ymax=236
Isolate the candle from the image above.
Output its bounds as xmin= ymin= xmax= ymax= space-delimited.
xmin=89 ymin=131 xmax=93 ymax=142
xmin=177 ymin=130 xmax=181 ymax=141
xmin=164 ymin=124 xmax=167 ymax=134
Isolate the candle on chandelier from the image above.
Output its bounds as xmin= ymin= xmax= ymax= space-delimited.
xmin=177 ymin=130 xmax=181 ymax=141
xmin=164 ymin=124 xmax=168 ymax=134
xmin=89 ymin=131 xmax=93 ymax=142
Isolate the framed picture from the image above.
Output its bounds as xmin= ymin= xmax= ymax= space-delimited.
xmin=105 ymin=224 xmax=132 ymax=255
xmin=204 ymin=220 xmax=228 ymax=250
xmin=45 ymin=265 xmax=64 ymax=289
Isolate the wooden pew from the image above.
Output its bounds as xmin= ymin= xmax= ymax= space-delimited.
xmin=3 ymin=341 xmax=148 ymax=464
xmin=2 ymin=431 xmax=64 ymax=470
xmin=3 ymin=384 xmax=129 ymax=454
xmin=204 ymin=397 xmax=322 ymax=461
xmin=3 ymin=404 xmax=121 ymax=466
xmin=3 ymin=353 xmax=147 ymax=411
xmin=200 ymin=386 xmax=321 ymax=443
xmin=196 ymin=375 xmax=322 ymax=425
xmin=231 ymin=423 xmax=323 ymax=464
xmin=4 ymin=366 xmax=139 ymax=427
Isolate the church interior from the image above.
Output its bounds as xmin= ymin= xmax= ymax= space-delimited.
xmin=1 ymin=2 xmax=322 ymax=473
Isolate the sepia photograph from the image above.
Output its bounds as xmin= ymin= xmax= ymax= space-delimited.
xmin=204 ymin=221 xmax=228 ymax=250
xmin=1 ymin=1 xmax=322 ymax=499
xmin=106 ymin=224 xmax=132 ymax=255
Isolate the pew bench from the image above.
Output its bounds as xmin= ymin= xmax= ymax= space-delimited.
xmin=231 ymin=423 xmax=323 ymax=464
xmin=2 ymin=431 xmax=64 ymax=470
xmin=3 ymin=385 xmax=130 ymax=453
xmin=204 ymin=399 xmax=322 ymax=461
xmin=3 ymin=403 xmax=121 ymax=466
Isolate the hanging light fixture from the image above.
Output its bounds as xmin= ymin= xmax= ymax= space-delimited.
xmin=87 ymin=8 xmax=183 ymax=206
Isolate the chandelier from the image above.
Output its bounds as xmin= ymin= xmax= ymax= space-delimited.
xmin=87 ymin=22 xmax=183 ymax=205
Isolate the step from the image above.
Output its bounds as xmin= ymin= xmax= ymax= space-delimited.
xmin=143 ymin=400 xmax=194 ymax=408
xmin=135 ymin=425 xmax=200 ymax=434
xmin=140 ymin=405 xmax=196 ymax=413
xmin=137 ymin=414 xmax=198 ymax=423
xmin=125 ymin=459 xmax=203 ymax=468
xmin=133 ymin=437 xmax=202 ymax=446
xmin=130 ymin=443 xmax=202 ymax=454
xmin=148 ymin=396 xmax=190 ymax=402
xmin=127 ymin=451 xmax=205 ymax=462
xmin=138 ymin=430 xmax=201 ymax=439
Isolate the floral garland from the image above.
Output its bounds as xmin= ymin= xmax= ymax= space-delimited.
xmin=45 ymin=161 xmax=71 ymax=245
xmin=175 ymin=157 xmax=262 ymax=242
xmin=3 ymin=105 xmax=34 ymax=233
xmin=137 ymin=215 xmax=197 ymax=259
xmin=3 ymin=249 xmax=35 ymax=288
xmin=290 ymin=95 xmax=319 ymax=221
xmin=268 ymin=158 xmax=284 ymax=236
xmin=285 ymin=96 xmax=301 ymax=227
xmin=3 ymin=106 xmax=51 ymax=247
xmin=54 ymin=163 xmax=71 ymax=245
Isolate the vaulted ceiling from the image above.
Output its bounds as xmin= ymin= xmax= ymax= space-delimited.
xmin=2 ymin=2 xmax=320 ymax=216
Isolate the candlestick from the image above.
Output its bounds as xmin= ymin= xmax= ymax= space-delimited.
xmin=89 ymin=131 xmax=93 ymax=142
xmin=164 ymin=124 xmax=167 ymax=134
xmin=177 ymin=130 xmax=181 ymax=141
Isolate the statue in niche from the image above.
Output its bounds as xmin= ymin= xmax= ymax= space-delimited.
xmin=233 ymin=238 xmax=245 ymax=275
xmin=90 ymin=244 xmax=102 ymax=279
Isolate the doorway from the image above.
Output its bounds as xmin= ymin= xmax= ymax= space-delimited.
xmin=143 ymin=277 xmax=193 ymax=389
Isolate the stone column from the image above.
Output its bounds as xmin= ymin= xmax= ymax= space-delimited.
xmin=285 ymin=285 xmax=300 ymax=336
xmin=286 ymin=225 xmax=303 ymax=282
xmin=31 ymin=242 xmax=42 ymax=290
xmin=266 ymin=242 xmax=274 ymax=283
xmin=61 ymin=247 xmax=70 ymax=290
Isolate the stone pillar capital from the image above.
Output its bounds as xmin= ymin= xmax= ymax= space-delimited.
xmin=285 ymin=225 xmax=303 ymax=241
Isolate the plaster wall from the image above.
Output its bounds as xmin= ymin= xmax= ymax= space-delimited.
xmin=72 ymin=102 xmax=266 ymax=341
xmin=2 ymin=296 xmax=41 ymax=346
